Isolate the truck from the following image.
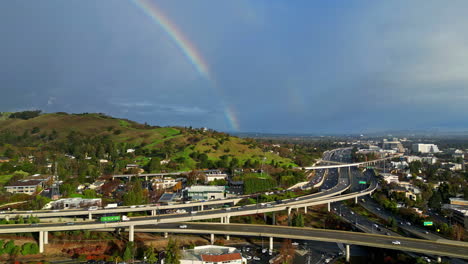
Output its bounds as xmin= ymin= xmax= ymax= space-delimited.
xmin=104 ymin=203 xmax=118 ymax=209
xmin=99 ymin=215 xmax=130 ymax=222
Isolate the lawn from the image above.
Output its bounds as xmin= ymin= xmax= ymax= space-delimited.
xmin=0 ymin=175 xmax=13 ymax=186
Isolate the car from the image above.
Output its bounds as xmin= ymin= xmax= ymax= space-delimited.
xmin=350 ymin=211 xmax=354 ymax=215
xmin=246 ymin=256 xmax=252 ymax=260
xmin=52 ymin=210 xmax=60 ymax=212
xmin=292 ymin=242 xmax=299 ymax=246
xmin=294 ymin=198 xmax=300 ymax=201
xmin=424 ymin=231 xmax=429 ymax=234
xmin=391 ymin=241 xmax=401 ymax=245
xmin=30 ymin=223 xmax=39 ymax=226
xmin=376 ymin=208 xmax=381 ymax=211
xmin=130 ymin=205 xmax=136 ymax=208
xmin=262 ymin=248 xmax=268 ymax=254
xmin=385 ymin=232 xmax=390 ymax=236
xmin=88 ymin=206 xmax=98 ymax=211
xmin=191 ymin=211 xmax=198 ymax=214
xmin=179 ymin=225 xmax=188 ymax=229
xmin=253 ymin=256 xmax=260 ymax=260
xmin=66 ymin=222 xmax=75 ymax=225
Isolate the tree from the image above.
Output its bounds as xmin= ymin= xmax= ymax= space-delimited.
xmin=292 ymin=213 xmax=304 ymax=227
xmin=123 ymin=245 xmax=133 ymax=262
xmin=278 ymin=239 xmax=295 ymax=264
xmin=165 ymin=238 xmax=181 ymax=264
xmin=144 ymin=246 xmax=158 ymax=264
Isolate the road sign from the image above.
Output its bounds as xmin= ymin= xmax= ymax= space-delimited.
xmin=359 ymin=181 xmax=367 ymax=184
xmin=423 ymin=221 xmax=433 ymax=226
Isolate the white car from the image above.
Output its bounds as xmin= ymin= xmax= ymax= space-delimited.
xmin=246 ymin=256 xmax=252 ymax=260
xmin=392 ymin=241 xmax=401 ymax=245
xmin=253 ymin=256 xmax=260 ymax=260
xmin=179 ymin=225 xmax=188 ymax=229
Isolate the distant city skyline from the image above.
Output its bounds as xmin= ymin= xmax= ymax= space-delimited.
xmin=1 ymin=1 xmax=468 ymax=133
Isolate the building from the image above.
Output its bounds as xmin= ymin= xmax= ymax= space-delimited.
xmin=180 ymin=245 xmax=246 ymax=264
xmin=382 ymin=140 xmax=405 ymax=153
xmin=228 ymin=181 xmax=244 ymax=195
xmin=442 ymin=162 xmax=463 ymax=171
xmin=89 ymin=180 xmax=106 ymax=190
xmin=443 ymin=198 xmax=468 ymax=230
xmin=412 ymin=144 xmax=440 ymax=153
xmin=185 ymin=185 xmax=225 ymax=200
xmin=381 ymin=173 xmax=399 ymax=184
xmin=42 ymin=198 xmax=102 ymax=210
xmin=157 ymin=193 xmax=179 ymax=205
xmin=203 ymin=170 xmax=228 ymax=183
xmin=5 ymin=180 xmax=44 ymax=195
xmin=396 ymin=182 xmax=421 ymax=201
xmin=152 ymin=177 xmax=178 ymax=190
xmin=0 ymin=157 xmax=10 ymax=163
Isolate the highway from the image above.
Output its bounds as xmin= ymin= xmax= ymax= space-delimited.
xmin=131 ymin=223 xmax=468 ymax=260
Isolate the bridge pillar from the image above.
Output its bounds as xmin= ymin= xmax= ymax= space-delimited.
xmin=327 ymin=202 xmax=331 ymax=212
xmin=221 ymin=217 xmax=224 ymax=224
xmin=304 ymin=207 xmax=307 ymax=214
xmin=287 ymin=207 xmax=291 ymax=216
xmin=272 ymin=212 xmax=276 ymax=225
xmin=345 ymin=244 xmax=350 ymax=263
xmin=269 ymin=237 xmax=273 ymax=251
xmin=39 ymin=231 xmax=44 ymax=253
xmin=129 ymin=225 xmax=134 ymax=242
xmin=88 ymin=212 xmax=92 ymax=220
xmin=201 ymin=204 xmax=204 ymax=211
xmin=44 ymin=231 xmax=48 ymax=244
xmin=437 ymin=256 xmax=441 ymax=263
xmin=145 ymin=176 xmax=148 ymax=181
xmin=355 ymin=196 xmax=358 ymax=204
xmin=226 ymin=215 xmax=230 ymax=224
xmin=164 ymin=232 xmax=168 ymax=238
xmin=226 ymin=235 xmax=230 ymax=240
xmin=210 ymin=234 xmax=215 ymax=245
xmin=151 ymin=210 xmax=156 ymax=216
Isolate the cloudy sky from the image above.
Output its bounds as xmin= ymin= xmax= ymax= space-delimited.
xmin=1 ymin=0 xmax=468 ymax=134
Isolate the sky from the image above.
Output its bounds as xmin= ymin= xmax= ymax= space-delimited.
xmin=1 ymin=0 xmax=468 ymax=134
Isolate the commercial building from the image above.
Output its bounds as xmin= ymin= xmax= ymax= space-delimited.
xmin=382 ymin=140 xmax=405 ymax=153
xmin=180 ymin=245 xmax=246 ymax=264
xmin=443 ymin=198 xmax=468 ymax=230
xmin=412 ymin=144 xmax=440 ymax=153
xmin=5 ymin=180 xmax=44 ymax=195
xmin=42 ymin=198 xmax=102 ymax=210
xmin=185 ymin=185 xmax=225 ymax=200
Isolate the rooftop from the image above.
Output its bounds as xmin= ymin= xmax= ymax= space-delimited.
xmin=187 ymin=185 xmax=225 ymax=192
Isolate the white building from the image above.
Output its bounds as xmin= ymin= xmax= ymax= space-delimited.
xmin=412 ymin=144 xmax=440 ymax=153
xmin=203 ymin=170 xmax=228 ymax=183
xmin=5 ymin=180 xmax=44 ymax=195
xmin=180 ymin=245 xmax=246 ymax=264
xmin=185 ymin=185 xmax=225 ymax=200
xmin=381 ymin=173 xmax=399 ymax=184
xmin=42 ymin=198 xmax=102 ymax=210
xmin=152 ymin=177 xmax=177 ymax=190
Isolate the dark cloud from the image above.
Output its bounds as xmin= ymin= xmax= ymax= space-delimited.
xmin=1 ymin=1 xmax=467 ymax=133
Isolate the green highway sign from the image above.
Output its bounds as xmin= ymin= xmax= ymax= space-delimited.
xmin=359 ymin=181 xmax=367 ymax=184
xmin=423 ymin=221 xmax=433 ymax=226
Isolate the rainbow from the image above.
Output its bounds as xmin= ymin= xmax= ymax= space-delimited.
xmin=131 ymin=0 xmax=211 ymax=80
xmin=131 ymin=0 xmax=240 ymax=131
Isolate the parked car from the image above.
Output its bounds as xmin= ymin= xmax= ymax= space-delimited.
xmin=392 ymin=241 xmax=401 ymax=245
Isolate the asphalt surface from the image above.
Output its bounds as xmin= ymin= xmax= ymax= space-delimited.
xmin=134 ymin=223 xmax=468 ymax=259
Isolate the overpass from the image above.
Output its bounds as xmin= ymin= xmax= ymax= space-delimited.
xmin=0 ymin=177 xmax=376 ymax=253
xmin=301 ymin=154 xmax=403 ymax=170
xmin=135 ymin=223 xmax=468 ymax=261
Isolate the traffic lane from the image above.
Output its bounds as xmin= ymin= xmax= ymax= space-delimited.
xmin=148 ymin=223 xmax=468 ymax=258
xmin=360 ymin=199 xmax=442 ymax=240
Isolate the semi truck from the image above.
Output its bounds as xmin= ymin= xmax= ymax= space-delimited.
xmin=104 ymin=203 xmax=118 ymax=209
xmin=99 ymin=215 xmax=130 ymax=222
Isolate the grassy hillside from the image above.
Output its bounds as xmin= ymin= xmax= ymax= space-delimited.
xmin=0 ymin=112 xmax=296 ymax=169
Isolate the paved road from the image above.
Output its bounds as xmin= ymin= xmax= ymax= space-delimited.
xmin=132 ymin=223 xmax=468 ymax=259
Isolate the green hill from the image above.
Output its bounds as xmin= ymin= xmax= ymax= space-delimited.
xmin=0 ymin=112 xmax=295 ymax=170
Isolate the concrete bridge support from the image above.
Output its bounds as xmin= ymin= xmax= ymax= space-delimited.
xmin=210 ymin=234 xmax=215 ymax=245
xmin=226 ymin=235 xmax=230 ymax=240
xmin=44 ymin=231 xmax=48 ymax=244
xmin=88 ymin=212 xmax=92 ymax=220
xmin=272 ymin=212 xmax=276 ymax=225
xmin=221 ymin=217 xmax=224 ymax=224
xmin=437 ymin=256 xmax=441 ymax=263
xmin=355 ymin=196 xmax=358 ymax=204
xmin=164 ymin=232 xmax=168 ymax=238
xmin=345 ymin=244 xmax=350 ymax=263
xmin=304 ymin=207 xmax=307 ymax=214
xmin=226 ymin=215 xmax=230 ymax=224
xmin=39 ymin=231 xmax=44 ymax=253
xmin=269 ymin=237 xmax=273 ymax=251
xmin=201 ymin=204 xmax=204 ymax=211
xmin=129 ymin=225 xmax=134 ymax=242
xmin=151 ymin=210 xmax=156 ymax=216
xmin=328 ymin=202 xmax=331 ymax=212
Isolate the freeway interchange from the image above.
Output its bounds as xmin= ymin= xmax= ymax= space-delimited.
xmin=0 ymin=148 xmax=467 ymax=260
